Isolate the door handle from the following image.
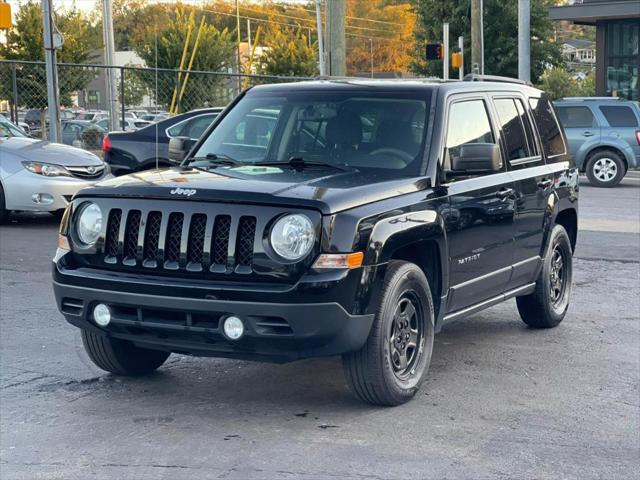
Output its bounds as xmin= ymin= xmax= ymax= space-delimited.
xmin=582 ymin=131 xmax=594 ymax=137
xmin=537 ymin=179 xmax=553 ymax=190
xmin=495 ymin=188 xmax=515 ymax=200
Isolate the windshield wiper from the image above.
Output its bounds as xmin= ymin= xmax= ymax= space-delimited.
xmin=187 ymin=153 xmax=243 ymax=168
xmin=254 ymin=156 xmax=354 ymax=172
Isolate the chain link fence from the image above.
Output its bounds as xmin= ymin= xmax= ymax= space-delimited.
xmin=0 ymin=60 xmax=310 ymax=138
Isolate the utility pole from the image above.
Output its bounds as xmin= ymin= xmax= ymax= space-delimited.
xmin=471 ymin=0 xmax=483 ymax=75
xmin=326 ymin=0 xmax=346 ymax=77
xmin=443 ymin=22 xmax=449 ymax=81
xmin=315 ymin=0 xmax=325 ymax=76
xmin=458 ymin=36 xmax=464 ymax=80
xmin=369 ymin=38 xmax=373 ymax=78
xmin=235 ymin=0 xmax=242 ymax=92
xmin=41 ymin=0 xmax=60 ymax=142
xmin=518 ymin=0 xmax=531 ymax=82
xmin=102 ymin=0 xmax=119 ymax=130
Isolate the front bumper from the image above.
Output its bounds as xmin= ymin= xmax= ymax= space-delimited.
xmin=4 ymin=170 xmax=113 ymax=212
xmin=53 ymin=260 xmax=376 ymax=363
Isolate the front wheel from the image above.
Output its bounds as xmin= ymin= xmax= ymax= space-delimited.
xmin=342 ymin=261 xmax=434 ymax=406
xmin=0 ymin=183 xmax=8 ymax=224
xmin=516 ymin=224 xmax=573 ymax=328
xmin=81 ymin=330 xmax=170 ymax=376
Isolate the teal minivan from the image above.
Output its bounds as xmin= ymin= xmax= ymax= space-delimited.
xmin=555 ymin=97 xmax=640 ymax=187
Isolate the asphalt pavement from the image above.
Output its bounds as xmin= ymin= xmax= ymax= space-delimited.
xmin=1 ymin=177 xmax=639 ymax=480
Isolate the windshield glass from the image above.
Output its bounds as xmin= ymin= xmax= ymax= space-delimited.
xmin=0 ymin=119 xmax=27 ymax=138
xmin=192 ymin=91 xmax=430 ymax=175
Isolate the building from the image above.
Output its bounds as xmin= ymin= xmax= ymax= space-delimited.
xmin=561 ymin=38 xmax=596 ymax=65
xmin=549 ymin=0 xmax=639 ymax=100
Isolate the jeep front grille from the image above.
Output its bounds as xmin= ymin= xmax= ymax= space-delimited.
xmin=102 ymin=208 xmax=258 ymax=274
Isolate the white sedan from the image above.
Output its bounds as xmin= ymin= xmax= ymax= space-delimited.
xmin=0 ymin=118 xmax=112 ymax=222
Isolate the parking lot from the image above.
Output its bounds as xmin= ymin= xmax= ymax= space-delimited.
xmin=1 ymin=177 xmax=639 ymax=479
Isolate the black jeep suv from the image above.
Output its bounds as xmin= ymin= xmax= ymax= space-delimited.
xmin=53 ymin=77 xmax=578 ymax=406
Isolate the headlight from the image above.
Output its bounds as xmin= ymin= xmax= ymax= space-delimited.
xmin=76 ymin=203 xmax=102 ymax=246
xmin=270 ymin=214 xmax=315 ymax=261
xmin=22 ymin=161 xmax=71 ymax=177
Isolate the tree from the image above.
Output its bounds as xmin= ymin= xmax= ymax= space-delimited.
xmin=539 ymin=67 xmax=595 ymax=100
xmin=346 ymin=1 xmax=416 ymax=75
xmin=0 ymin=1 xmax=101 ymax=107
xmin=118 ymin=66 xmax=148 ymax=107
xmin=134 ymin=8 xmax=236 ymax=111
xmin=413 ymin=0 xmax=562 ymax=83
xmin=258 ymin=27 xmax=318 ymax=77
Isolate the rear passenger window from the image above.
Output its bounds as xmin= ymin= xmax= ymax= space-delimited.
xmin=529 ymin=96 xmax=567 ymax=158
xmin=444 ymin=99 xmax=495 ymax=174
xmin=556 ymin=106 xmax=597 ymax=128
xmin=493 ymin=98 xmax=533 ymax=161
xmin=598 ymin=106 xmax=639 ymax=127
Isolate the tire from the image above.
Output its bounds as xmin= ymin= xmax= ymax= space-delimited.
xmin=585 ymin=150 xmax=625 ymax=187
xmin=342 ymin=261 xmax=435 ymax=406
xmin=81 ymin=330 xmax=170 ymax=376
xmin=516 ymin=225 xmax=573 ymax=328
xmin=0 ymin=183 xmax=8 ymax=224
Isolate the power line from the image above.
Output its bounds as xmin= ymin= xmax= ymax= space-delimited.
xmin=195 ymin=6 xmax=403 ymax=42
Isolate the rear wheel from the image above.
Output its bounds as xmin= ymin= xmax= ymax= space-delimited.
xmin=342 ymin=261 xmax=434 ymax=406
xmin=516 ymin=225 xmax=573 ymax=328
xmin=81 ymin=330 xmax=170 ymax=376
xmin=585 ymin=150 xmax=625 ymax=187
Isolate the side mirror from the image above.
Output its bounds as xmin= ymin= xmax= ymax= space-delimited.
xmin=169 ymin=136 xmax=196 ymax=162
xmin=451 ymin=143 xmax=502 ymax=174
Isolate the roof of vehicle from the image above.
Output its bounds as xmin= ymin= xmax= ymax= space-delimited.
xmin=554 ymin=97 xmax=637 ymax=105
xmin=249 ymin=76 xmax=543 ymax=97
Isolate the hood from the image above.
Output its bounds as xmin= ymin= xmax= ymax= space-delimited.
xmin=79 ymin=165 xmax=430 ymax=214
xmin=0 ymin=137 xmax=103 ymax=166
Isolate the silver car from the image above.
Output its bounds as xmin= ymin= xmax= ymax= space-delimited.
xmin=0 ymin=118 xmax=112 ymax=221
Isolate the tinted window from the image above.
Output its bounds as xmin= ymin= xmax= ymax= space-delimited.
xmin=556 ymin=106 xmax=597 ymax=128
xmin=184 ymin=114 xmax=217 ymax=139
xmin=494 ymin=98 xmax=532 ymax=161
xmin=529 ymin=96 xmax=566 ymax=158
xmin=598 ymin=106 xmax=639 ymax=127
xmin=444 ymin=99 xmax=495 ymax=173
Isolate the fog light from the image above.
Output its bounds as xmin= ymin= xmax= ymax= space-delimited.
xmin=223 ymin=316 xmax=244 ymax=340
xmin=31 ymin=193 xmax=54 ymax=205
xmin=93 ymin=303 xmax=111 ymax=327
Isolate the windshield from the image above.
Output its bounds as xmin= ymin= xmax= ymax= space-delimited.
xmin=0 ymin=119 xmax=27 ymax=138
xmin=192 ymin=91 xmax=430 ymax=175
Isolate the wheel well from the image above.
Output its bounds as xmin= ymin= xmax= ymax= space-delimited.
xmin=585 ymin=146 xmax=628 ymax=172
xmin=140 ymin=158 xmax=172 ymax=171
xmin=555 ymin=209 xmax=577 ymax=252
xmin=390 ymin=240 xmax=442 ymax=318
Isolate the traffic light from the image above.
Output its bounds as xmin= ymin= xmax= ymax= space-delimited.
xmin=0 ymin=3 xmax=12 ymax=30
xmin=451 ymin=52 xmax=463 ymax=70
xmin=426 ymin=43 xmax=443 ymax=61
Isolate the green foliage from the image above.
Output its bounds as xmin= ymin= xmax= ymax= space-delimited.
xmin=413 ymin=0 xmax=562 ymax=83
xmin=258 ymin=28 xmax=318 ymax=78
xmin=134 ymin=8 xmax=235 ymax=111
xmin=538 ymin=67 xmax=595 ymax=100
xmin=0 ymin=1 xmax=101 ymax=108
xmin=118 ymin=66 xmax=148 ymax=107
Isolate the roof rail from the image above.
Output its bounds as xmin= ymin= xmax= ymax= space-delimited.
xmin=557 ymin=96 xmax=621 ymax=101
xmin=463 ymin=74 xmax=532 ymax=86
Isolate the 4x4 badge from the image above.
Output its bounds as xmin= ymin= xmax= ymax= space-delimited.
xmin=170 ymin=187 xmax=196 ymax=197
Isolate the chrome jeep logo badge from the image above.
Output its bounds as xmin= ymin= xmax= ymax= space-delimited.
xmin=170 ymin=187 xmax=196 ymax=197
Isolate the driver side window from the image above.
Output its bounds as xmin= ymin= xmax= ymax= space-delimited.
xmin=444 ymin=99 xmax=497 ymax=179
